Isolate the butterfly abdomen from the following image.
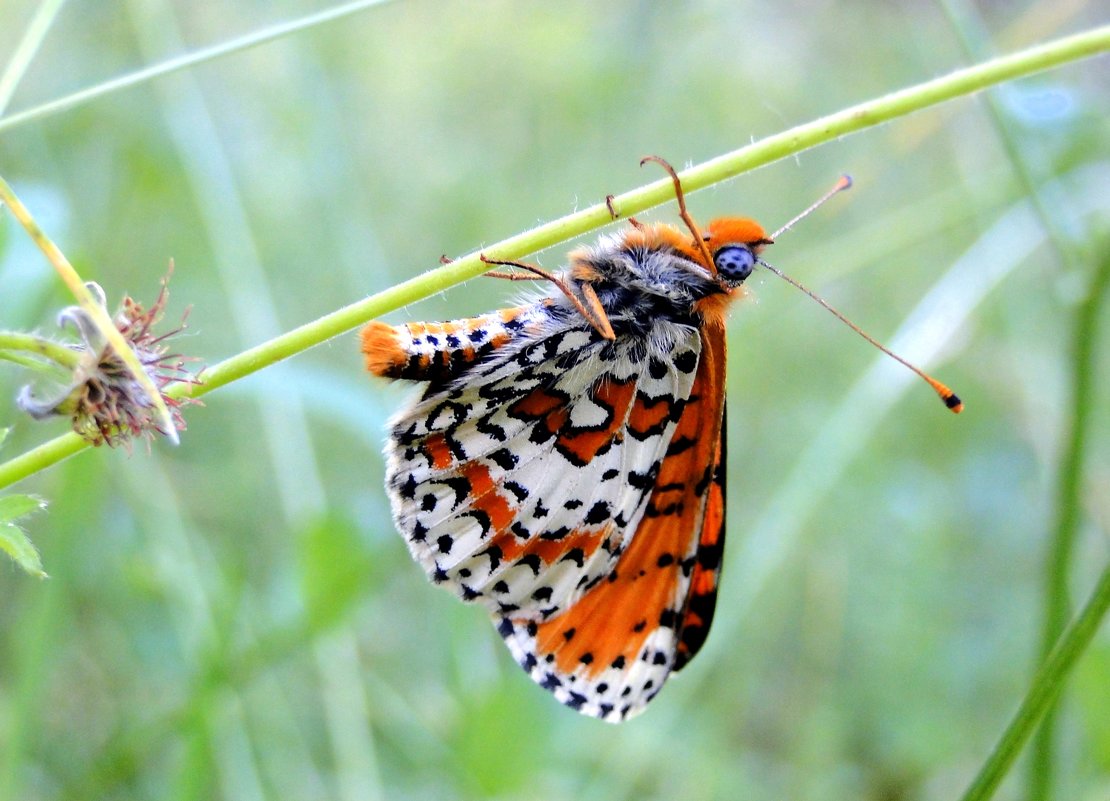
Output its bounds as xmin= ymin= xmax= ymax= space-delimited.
xmin=362 ymin=306 xmax=546 ymax=385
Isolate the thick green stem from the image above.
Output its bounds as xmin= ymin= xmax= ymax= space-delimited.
xmin=958 ymin=562 xmax=1110 ymax=801
xmin=0 ymin=27 xmax=1107 ymax=490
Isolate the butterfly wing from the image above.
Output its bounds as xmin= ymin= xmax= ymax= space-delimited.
xmin=378 ymin=305 xmax=704 ymax=629
xmin=496 ymin=317 xmax=728 ymax=720
xmin=673 ymin=404 xmax=726 ymax=671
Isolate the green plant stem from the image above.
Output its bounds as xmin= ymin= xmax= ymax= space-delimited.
xmin=1027 ymin=246 xmax=1110 ymax=799
xmin=0 ymin=27 xmax=1107 ymax=491
xmin=0 ymin=175 xmax=178 ymax=444
xmin=0 ymin=331 xmax=81 ymax=370
xmin=0 ymin=352 xmax=48 ymax=370
xmin=958 ymin=561 xmax=1110 ymax=801
xmin=0 ymin=0 xmax=395 ymax=134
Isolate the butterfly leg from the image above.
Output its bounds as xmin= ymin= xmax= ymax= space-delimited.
xmin=606 ymin=194 xmax=643 ymax=230
xmin=480 ymin=255 xmax=615 ymax=341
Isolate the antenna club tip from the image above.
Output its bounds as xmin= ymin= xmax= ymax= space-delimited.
xmin=837 ymin=175 xmax=853 ymax=191
xmin=926 ymin=377 xmax=962 ymax=414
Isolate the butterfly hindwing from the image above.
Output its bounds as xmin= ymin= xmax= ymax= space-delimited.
xmin=378 ymin=305 xmax=705 ymax=632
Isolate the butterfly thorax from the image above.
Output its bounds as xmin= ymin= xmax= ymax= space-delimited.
xmin=571 ymin=224 xmax=720 ymax=313
xmin=556 ymin=220 xmax=766 ymax=339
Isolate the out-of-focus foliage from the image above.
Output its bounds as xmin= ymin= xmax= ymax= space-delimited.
xmin=0 ymin=2 xmax=1107 ymax=800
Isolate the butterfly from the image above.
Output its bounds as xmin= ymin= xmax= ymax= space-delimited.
xmin=362 ymin=159 xmax=958 ymax=722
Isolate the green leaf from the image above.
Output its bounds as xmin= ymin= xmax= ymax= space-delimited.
xmin=0 ymin=521 xmax=47 ymax=578
xmin=0 ymin=427 xmax=9 ymax=449
xmin=0 ymin=493 xmax=48 ymax=577
xmin=0 ymin=493 xmax=47 ymax=522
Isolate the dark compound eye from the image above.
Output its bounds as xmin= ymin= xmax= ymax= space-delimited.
xmin=714 ymin=245 xmax=755 ymax=282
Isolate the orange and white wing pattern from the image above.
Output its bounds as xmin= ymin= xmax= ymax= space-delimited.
xmin=368 ymin=307 xmax=702 ymax=624
xmin=497 ymin=318 xmax=729 ymax=720
xmin=364 ymin=215 xmax=771 ymax=721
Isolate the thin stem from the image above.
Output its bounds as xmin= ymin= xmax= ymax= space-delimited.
xmin=0 ymin=175 xmax=178 ymax=444
xmin=0 ymin=352 xmax=49 ymax=370
xmin=0 ymin=331 xmax=82 ymax=370
xmin=0 ymin=0 xmax=395 ymax=134
xmin=0 ymin=28 xmax=1107 ymax=490
xmin=958 ymin=561 xmax=1110 ymax=801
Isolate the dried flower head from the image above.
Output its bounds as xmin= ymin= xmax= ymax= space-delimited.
xmin=18 ymin=272 xmax=201 ymax=448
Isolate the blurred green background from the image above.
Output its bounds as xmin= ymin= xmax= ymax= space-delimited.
xmin=1 ymin=2 xmax=1108 ymax=799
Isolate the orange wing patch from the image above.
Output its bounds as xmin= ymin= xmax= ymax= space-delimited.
xmin=626 ymin=393 xmax=674 ymax=439
xmin=460 ymin=461 xmax=516 ymax=537
xmin=524 ymin=525 xmax=612 ymax=569
xmin=421 ymin=433 xmax=455 ymax=470
xmin=507 ymin=386 xmax=568 ymax=419
xmin=555 ymin=379 xmax=638 ymax=465
xmin=531 ymin=504 xmax=696 ymax=679
xmin=674 ymin=410 xmax=725 ymax=669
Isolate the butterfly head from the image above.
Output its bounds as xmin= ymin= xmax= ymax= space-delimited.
xmin=702 ymin=217 xmax=773 ymax=287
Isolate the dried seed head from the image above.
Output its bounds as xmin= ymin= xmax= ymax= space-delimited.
xmin=18 ymin=270 xmax=201 ymax=448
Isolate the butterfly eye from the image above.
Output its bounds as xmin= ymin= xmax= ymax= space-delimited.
xmin=714 ymin=245 xmax=755 ymax=282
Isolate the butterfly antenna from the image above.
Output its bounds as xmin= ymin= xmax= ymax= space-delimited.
xmin=770 ymin=175 xmax=853 ymax=240
xmin=757 ymin=257 xmax=962 ymax=413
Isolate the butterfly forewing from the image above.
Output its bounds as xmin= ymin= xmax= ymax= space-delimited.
xmin=497 ymin=319 xmax=728 ymax=720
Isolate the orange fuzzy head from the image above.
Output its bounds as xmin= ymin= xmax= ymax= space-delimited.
xmin=703 ymin=217 xmax=772 ymax=265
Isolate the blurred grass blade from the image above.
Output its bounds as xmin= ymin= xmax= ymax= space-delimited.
xmin=298 ymin=516 xmax=373 ymax=631
xmin=938 ymin=0 xmax=1086 ymax=273
xmin=1030 ymin=244 xmax=1110 ymax=796
xmin=959 ymin=562 xmax=1110 ymax=801
xmin=0 ymin=0 xmax=67 ymax=115
xmin=0 ymin=0 xmax=396 ymax=134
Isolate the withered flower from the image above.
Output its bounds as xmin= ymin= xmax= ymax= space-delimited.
xmin=18 ymin=274 xmax=200 ymax=448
